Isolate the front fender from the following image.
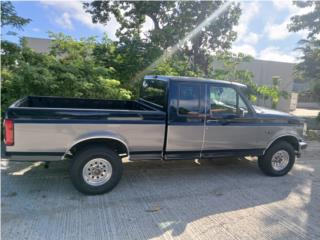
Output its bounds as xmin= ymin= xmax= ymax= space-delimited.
xmin=262 ymin=124 xmax=304 ymax=156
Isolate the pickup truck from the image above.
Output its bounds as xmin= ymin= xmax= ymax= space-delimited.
xmin=4 ymin=75 xmax=307 ymax=194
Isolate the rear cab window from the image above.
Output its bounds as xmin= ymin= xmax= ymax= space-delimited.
xmin=178 ymin=83 xmax=201 ymax=116
xmin=140 ymin=79 xmax=168 ymax=110
xmin=168 ymin=81 xmax=205 ymax=123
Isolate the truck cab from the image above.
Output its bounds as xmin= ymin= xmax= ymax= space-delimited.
xmin=142 ymin=76 xmax=306 ymax=160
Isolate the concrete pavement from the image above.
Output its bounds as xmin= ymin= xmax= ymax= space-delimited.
xmin=1 ymin=141 xmax=320 ymax=240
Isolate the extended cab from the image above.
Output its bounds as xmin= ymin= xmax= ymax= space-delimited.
xmin=4 ymin=76 xmax=307 ymax=194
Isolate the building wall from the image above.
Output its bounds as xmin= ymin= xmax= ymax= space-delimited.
xmin=239 ymin=60 xmax=296 ymax=112
xmin=24 ymin=37 xmax=52 ymax=54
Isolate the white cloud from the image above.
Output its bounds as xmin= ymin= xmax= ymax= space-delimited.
xmin=264 ymin=20 xmax=290 ymax=40
xmin=258 ymin=46 xmax=301 ymax=63
xmin=234 ymin=1 xmax=260 ymax=43
xmin=140 ymin=16 xmax=154 ymax=39
xmin=55 ymin=12 xmax=73 ymax=30
xmin=265 ymin=1 xmax=314 ymax=40
xmin=272 ymin=0 xmax=314 ymax=15
xmin=40 ymin=0 xmax=120 ymax=39
xmin=272 ymin=0 xmax=292 ymax=11
xmin=243 ymin=32 xmax=260 ymax=45
xmin=142 ymin=16 xmax=154 ymax=33
xmin=232 ymin=44 xmax=257 ymax=57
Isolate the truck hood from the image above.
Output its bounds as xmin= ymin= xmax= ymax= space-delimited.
xmin=253 ymin=105 xmax=291 ymax=117
xmin=252 ymin=105 xmax=304 ymax=124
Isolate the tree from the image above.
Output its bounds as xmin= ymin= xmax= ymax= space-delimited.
xmin=211 ymin=51 xmax=254 ymax=84
xmin=1 ymin=1 xmax=31 ymax=34
xmin=152 ymin=52 xmax=202 ymax=77
xmin=84 ymin=1 xmax=241 ymax=74
xmin=295 ymin=38 xmax=320 ymax=100
xmin=288 ymin=1 xmax=320 ymax=39
xmin=93 ymin=34 xmax=162 ymax=91
xmin=288 ymin=1 xmax=320 ymax=102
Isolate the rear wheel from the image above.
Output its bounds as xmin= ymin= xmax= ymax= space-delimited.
xmin=70 ymin=146 xmax=123 ymax=195
xmin=258 ymin=141 xmax=295 ymax=176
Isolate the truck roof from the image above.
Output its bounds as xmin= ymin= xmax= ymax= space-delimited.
xmin=144 ymin=75 xmax=247 ymax=88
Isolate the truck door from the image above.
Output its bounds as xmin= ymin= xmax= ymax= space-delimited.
xmin=202 ymin=83 xmax=259 ymax=158
xmin=165 ymin=81 xmax=206 ymax=160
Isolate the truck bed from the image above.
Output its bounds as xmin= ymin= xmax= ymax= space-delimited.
xmin=14 ymin=96 xmax=154 ymax=110
xmin=5 ymin=96 xmax=166 ymax=160
xmin=7 ymin=96 xmax=165 ymax=121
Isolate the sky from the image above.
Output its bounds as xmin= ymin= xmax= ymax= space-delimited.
xmin=2 ymin=0 xmax=314 ymax=63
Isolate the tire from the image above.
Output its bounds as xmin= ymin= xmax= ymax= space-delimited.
xmin=70 ymin=146 xmax=123 ymax=195
xmin=258 ymin=141 xmax=295 ymax=176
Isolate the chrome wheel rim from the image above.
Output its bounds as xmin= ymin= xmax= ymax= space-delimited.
xmin=82 ymin=158 xmax=112 ymax=186
xmin=271 ymin=150 xmax=290 ymax=171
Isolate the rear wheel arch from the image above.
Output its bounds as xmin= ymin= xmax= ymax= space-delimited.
xmin=67 ymin=138 xmax=129 ymax=158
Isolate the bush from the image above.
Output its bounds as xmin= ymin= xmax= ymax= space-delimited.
xmin=1 ymin=37 xmax=132 ymax=117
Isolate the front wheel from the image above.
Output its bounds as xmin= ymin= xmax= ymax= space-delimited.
xmin=258 ymin=141 xmax=295 ymax=176
xmin=70 ymin=146 xmax=123 ymax=195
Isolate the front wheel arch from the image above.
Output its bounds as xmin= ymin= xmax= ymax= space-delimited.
xmin=264 ymin=135 xmax=299 ymax=155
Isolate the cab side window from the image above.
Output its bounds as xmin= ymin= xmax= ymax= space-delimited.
xmin=178 ymin=83 xmax=200 ymax=116
xmin=208 ymin=85 xmax=248 ymax=116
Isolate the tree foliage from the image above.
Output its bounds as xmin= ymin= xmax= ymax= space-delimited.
xmin=93 ymin=34 xmax=162 ymax=91
xmin=288 ymin=1 xmax=320 ymax=102
xmin=1 ymin=1 xmax=31 ymax=34
xmin=288 ymin=1 xmax=320 ymax=39
xmin=1 ymin=34 xmax=132 ymax=116
xmin=295 ymin=38 xmax=320 ymax=98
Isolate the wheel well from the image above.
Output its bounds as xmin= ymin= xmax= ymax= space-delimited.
xmin=69 ymin=138 xmax=129 ymax=157
xmin=269 ymin=136 xmax=299 ymax=152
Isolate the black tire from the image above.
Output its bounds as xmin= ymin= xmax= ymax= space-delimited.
xmin=258 ymin=141 xmax=295 ymax=176
xmin=70 ymin=146 xmax=123 ymax=195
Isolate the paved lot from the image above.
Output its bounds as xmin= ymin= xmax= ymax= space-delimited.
xmin=1 ymin=141 xmax=320 ymax=240
xmin=290 ymin=108 xmax=320 ymax=118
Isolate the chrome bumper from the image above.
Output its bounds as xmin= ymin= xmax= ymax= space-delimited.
xmin=297 ymin=140 xmax=308 ymax=157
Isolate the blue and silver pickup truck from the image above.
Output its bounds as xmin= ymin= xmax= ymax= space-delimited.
xmin=4 ymin=75 xmax=307 ymax=194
